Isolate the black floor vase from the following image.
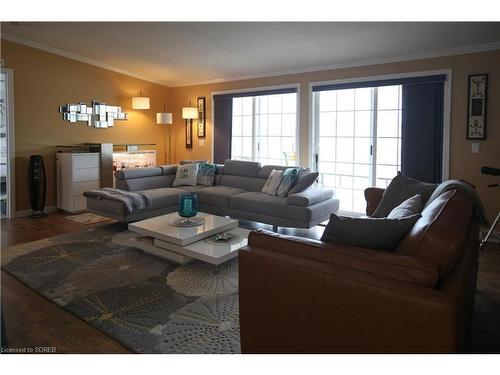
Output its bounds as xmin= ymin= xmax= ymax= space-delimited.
xmin=28 ymin=155 xmax=47 ymax=218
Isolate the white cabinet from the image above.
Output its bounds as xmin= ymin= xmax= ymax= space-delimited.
xmin=56 ymin=152 xmax=100 ymax=213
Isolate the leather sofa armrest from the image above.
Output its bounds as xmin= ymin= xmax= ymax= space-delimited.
xmin=247 ymin=230 xmax=439 ymax=287
xmin=287 ymin=188 xmax=334 ymax=207
xmin=364 ymin=187 xmax=385 ymax=216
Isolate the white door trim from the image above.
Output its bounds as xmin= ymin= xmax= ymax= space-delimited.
xmin=308 ymin=68 xmax=452 ymax=181
xmin=1 ymin=68 xmax=16 ymax=218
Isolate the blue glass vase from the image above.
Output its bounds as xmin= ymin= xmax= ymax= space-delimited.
xmin=177 ymin=193 xmax=199 ymax=224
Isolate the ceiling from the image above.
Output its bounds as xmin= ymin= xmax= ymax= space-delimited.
xmin=2 ymin=22 xmax=500 ymax=87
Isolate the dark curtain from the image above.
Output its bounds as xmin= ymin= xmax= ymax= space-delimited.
xmin=401 ymin=82 xmax=444 ymax=183
xmin=213 ymin=96 xmax=233 ymax=164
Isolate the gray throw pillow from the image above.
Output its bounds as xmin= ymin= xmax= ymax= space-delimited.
xmin=372 ymin=173 xmax=437 ymax=218
xmin=387 ymin=194 xmax=422 ymax=219
xmin=288 ymin=168 xmax=319 ymax=195
xmin=321 ymin=213 xmax=421 ymax=251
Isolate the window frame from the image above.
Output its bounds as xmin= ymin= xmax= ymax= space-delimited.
xmin=310 ymin=70 xmax=452 ymax=216
xmin=211 ymin=83 xmax=301 ymax=165
xmin=313 ymin=86 xmax=403 ymax=214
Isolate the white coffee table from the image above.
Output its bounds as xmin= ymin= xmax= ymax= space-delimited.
xmin=128 ymin=212 xmax=250 ymax=265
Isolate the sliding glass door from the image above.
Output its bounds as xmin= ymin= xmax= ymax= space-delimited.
xmin=231 ymin=92 xmax=298 ymax=166
xmin=313 ymin=85 xmax=402 ymax=214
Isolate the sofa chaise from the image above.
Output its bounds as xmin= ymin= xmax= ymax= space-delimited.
xmin=85 ymin=160 xmax=339 ymax=229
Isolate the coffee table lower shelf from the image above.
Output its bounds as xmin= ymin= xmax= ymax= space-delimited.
xmin=130 ymin=227 xmax=251 ymax=265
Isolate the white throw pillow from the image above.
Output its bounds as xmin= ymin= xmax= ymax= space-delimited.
xmin=172 ymin=163 xmax=199 ymax=187
xmin=387 ymin=194 xmax=422 ymax=219
xmin=261 ymin=169 xmax=284 ymax=196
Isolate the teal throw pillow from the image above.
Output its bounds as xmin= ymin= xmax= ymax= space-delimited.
xmin=277 ymin=168 xmax=299 ymax=197
xmin=197 ymin=163 xmax=217 ymax=186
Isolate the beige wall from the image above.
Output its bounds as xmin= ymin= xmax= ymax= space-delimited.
xmin=1 ymin=40 xmax=173 ymax=212
xmin=171 ymin=50 xmax=500 ymax=222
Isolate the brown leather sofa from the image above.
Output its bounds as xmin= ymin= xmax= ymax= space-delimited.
xmin=238 ymin=188 xmax=480 ymax=353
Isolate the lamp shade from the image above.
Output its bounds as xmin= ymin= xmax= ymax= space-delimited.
xmin=132 ymin=96 xmax=150 ymax=109
xmin=156 ymin=112 xmax=173 ymax=124
xmin=182 ymin=106 xmax=198 ymax=119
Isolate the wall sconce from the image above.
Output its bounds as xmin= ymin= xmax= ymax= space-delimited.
xmin=182 ymin=104 xmax=197 ymax=149
xmin=132 ymin=90 xmax=150 ymax=109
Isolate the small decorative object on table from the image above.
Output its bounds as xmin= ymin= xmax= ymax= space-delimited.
xmin=207 ymin=231 xmax=240 ymax=246
xmin=214 ymin=232 xmax=234 ymax=241
xmin=170 ymin=193 xmax=204 ymax=227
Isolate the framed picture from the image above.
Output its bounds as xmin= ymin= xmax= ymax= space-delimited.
xmin=185 ymin=120 xmax=193 ymax=148
xmin=467 ymin=73 xmax=488 ymax=140
xmin=197 ymin=97 xmax=206 ymax=138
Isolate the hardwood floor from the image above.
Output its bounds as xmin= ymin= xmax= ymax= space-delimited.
xmin=1 ymin=211 xmax=499 ymax=353
xmin=1 ymin=212 xmax=130 ymax=353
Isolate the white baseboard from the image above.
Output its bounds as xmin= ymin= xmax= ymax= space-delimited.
xmin=15 ymin=205 xmax=57 ymax=218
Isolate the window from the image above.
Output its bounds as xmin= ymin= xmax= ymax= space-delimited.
xmin=313 ymin=85 xmax=402 ymax=214
xmin=231 ymin=92 xmax=298 ymax=166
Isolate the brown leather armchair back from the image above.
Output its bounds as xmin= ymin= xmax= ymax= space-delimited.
xmin=397 ymin=189 xmax=474 ymax=275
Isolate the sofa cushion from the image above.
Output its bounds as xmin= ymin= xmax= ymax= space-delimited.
xmin=116 ymin=175 xmax=173 ymax=191
xmin=231 ymin=192 xmax=299 ymax=219
xmin=218 ymin=175 xmax=266 ymax=191
xmin=176 ymin=186 xmax=208 ymax=193
xmin=157 ymin=164 xmax=178 ymax=175
xmin=321 ymin=213 xmax=421 ymax=252
xmin=142 ymin=187 xmax=187 ymax=209
xmin=223 ymin=159 xmax=261 ymax=177
xmin=197 ymin=186 xmax=247 ymax=207
xmin=372 ymin=173 xmax=437 ymax=218
xmin=287 ymin=188 xmax=333 ymax=207
xmin=180 ymin=159 xmax=208 ymax=165
xmin=114 ymin=167 xmax=162 ymax=180
xmin=288 ymin=169 xmax=318 ymax=194
xmin=387 ymin=194 xmax=422 ymax=219
xmin=397 ymin=189 xmax=474 ymax=276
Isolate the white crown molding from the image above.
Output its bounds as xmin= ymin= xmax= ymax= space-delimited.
xmin=171 ymin=41 xmax=500 ymax=87
xmin=1 ymin=33 xmax=169 ymax=87
xmin=2 ymin=32 xmax=500 ymax=88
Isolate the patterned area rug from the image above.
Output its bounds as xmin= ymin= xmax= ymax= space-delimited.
xmin=65 ymin=212 xmax=113 ymax=225
xmin=1 ymin=223 xmax=240 ymax=353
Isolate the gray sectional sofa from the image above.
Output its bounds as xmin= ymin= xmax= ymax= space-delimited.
xmin=86 ymin=160 xmax=339 ymax=228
